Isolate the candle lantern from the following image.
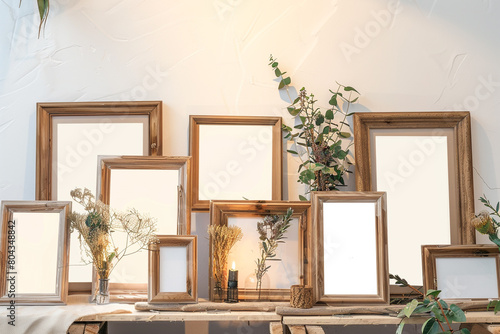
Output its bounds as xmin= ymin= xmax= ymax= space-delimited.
xmin=226 ymin=261 xmax=239 ymax=303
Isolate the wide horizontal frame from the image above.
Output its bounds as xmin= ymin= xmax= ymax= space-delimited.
xmin=189 ymin=115 xmax=283 ymax=211
xmin=311 ymin=191 xmax=389 ymax=305
xmin=36 ymin=101 xmax=163 ymax=200
xmin=422 ymin=244 xmax=500 ymax=300
xmin=0 ymin=201 xmax=71 ymax=305
xmin=209 ymin=200 xmax=312 ymax=301
xmin=148 ymin=235 xmax=197 ymax=304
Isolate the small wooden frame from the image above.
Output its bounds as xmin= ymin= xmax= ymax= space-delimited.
xmin=189 ymin=116 xmax=282 ymax=211
xmin=209 ymin=201 xmax=312 ymax=301
xmin=36 ymin=101 xmax=162 ymax=292
xmin=311 ymin=191 xmax=389 ymax=304
xmin=96 ymin=155 xmax=191 ymax=302
xmin=148 ymin=235 xmax=197 ymax=303
xmin=353 ymin=111 xmax=474 ymax=290
xmin=0 ymin=201 xmax=71 ymax=305
xmin=422 ymin=245 xmax=500 ymax=300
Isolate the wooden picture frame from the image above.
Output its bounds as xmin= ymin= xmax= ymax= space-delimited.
xmin=189 ymin=116 xmax=282 ymax=211
xmin=353 ymin=112 xmax=474 ymax=290
xmin=0 ymin=201 xmax=71 ymax=305
xmin=36 ymin=101 xmax=162 ymax=293
xmin=209 ymin=201 xmax=312 ymax=301
xmin=311 ymin=191 xmax=389 ymax=304
xmin=422 ymin=245 xmax=500 ymax=300
xmin=96 ymin=156 xmax=191 ymax=302
xmin=148 ymin=235 xmax=197 ymax=304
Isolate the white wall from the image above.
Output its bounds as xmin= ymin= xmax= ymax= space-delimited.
xmin=1 ymin=0 xmax=500 ymax=333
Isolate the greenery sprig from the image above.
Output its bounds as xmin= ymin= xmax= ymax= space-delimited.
xmin=391 ymin=274 xmax=469 ymax=334
xmin=20 ymin=0 xmax=49 ymax=37
xmin=268 ymin=55 xmax=359 ymax=199
xmin=255 ymin=208 xmax=293 ymax=298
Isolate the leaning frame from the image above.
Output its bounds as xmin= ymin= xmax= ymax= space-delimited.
xmin=0 ymin=201 xmax=71 ymax=305
xmin=311 ymin=191 xmax=389 ymax=304
xmin=422 ymin=244 xmax=500 ymax=300
xmin=148 ymin=235 xmax=197 ymax=304
xmin=189 ymin=116 xmax=282 ymax=211
xmin=209 ymin=201 xmax=312 ymax=301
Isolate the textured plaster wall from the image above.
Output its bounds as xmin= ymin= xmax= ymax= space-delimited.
xmin=1 ymin=0 xmax=500 ymax=333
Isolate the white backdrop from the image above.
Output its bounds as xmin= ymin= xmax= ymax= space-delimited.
xmin=1 ymin=1 xmax=499 ymax=333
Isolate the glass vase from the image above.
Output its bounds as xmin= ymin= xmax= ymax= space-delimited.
xmin=212 ymin=280 xmax=225 ymax=303
xmin=96 ymin=278 xmax=110 ymax=305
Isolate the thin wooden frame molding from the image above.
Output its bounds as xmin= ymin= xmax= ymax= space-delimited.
xmin=422 ymin=245 xmax=500 ymax=300
xmin=36 ymin=101 xmax=163 ymax=200
xmin=0 ymin=201 xmax=71 ymax=305
xmin=96 ymin=155 xmax=191 ymax=302
xmin=189 ymin=116 xmax=282 ymax=211
xmin=353 ymin=111 xmax=474 ymax=290
xmin=209 ymin=201 xmax=312 ymax=301
xmin=148 ymin=235 xmax=197 ymax=303
xmin=311 ymin=191 xmax=389 ymax=305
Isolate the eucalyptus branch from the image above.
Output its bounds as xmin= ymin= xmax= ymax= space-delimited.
xmin=268 ymin=55 xmax=359 ymax=196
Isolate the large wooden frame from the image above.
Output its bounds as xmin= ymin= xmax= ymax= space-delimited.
xmin=189 ymin=116 xmax=282 ymax=211
xmin=36 ymin=101 xmax=162 ymax=293
xmin=422 ymin=245 xmax=500 ymax=300
xmin=311 ymin=191 xmax=389 ymax=305
xmin=0 ymin=201 xmax=71 ymax=305
xmin=209 ymin=201 xmax=312 ymax=301
xmin=354 ymin=112 xmax=474 ymax=291
xmin=148 ymin=235 xmax=197 ymax=304
xmin=96 ymin=156 xmax=191 ymax=302
xmin=36 ymin=101 xmax=163 ymax=200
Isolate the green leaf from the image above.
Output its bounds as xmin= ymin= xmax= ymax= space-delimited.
xmin=325 ymin=109 xmax=334 ymax=120
xmin=287 ymin=106 xmax=300 ymax=116
xmin=278 ymin=80 xmax=285 ymax=89
xmin=328 ymin=95 xmax=338 ymax=106
xmin=343 ymin=86 xmax=359 ymax=94
xmin=402 ymin=299 xmax=419 ymax=318
xmin=422 ymin=318 xmax=440 ymax=334
xmin=431 ymin=306 xmax=446 ymax=322
xmin=448 ymin=304 xmax=466 ymax=322
xmin=322 ymin=126 xmax=330 ymax=134
xmin=339 ymin=131 xmax=351 ymax=138
xmin=460 ymin=329 xmax=471 ymax=334
xmin=426 ymin=289 xmax=441 ymax=298
xmin=304 ymin=169 xmax=315 ymax=180
xmin=315 ymin=115 xmax=324 ymax=126
xmin=287 ymin=150 xmax=298 ymax=155
xmin=283 ymin=77 xmax=291 ymax=85
xmin=298 ymin=195 xmax=308 ymax=201
xmin=275 ymin=68 xmax=282 ymax=77
xmin=271 ymin=62 xmax=278 ymax=68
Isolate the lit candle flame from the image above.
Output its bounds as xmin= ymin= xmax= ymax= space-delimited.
xmin=232 ymin=261 xmax=236 ymax=270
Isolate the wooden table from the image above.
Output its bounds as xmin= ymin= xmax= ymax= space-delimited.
xmin=68 ymin=303 xmax=500 ymax=334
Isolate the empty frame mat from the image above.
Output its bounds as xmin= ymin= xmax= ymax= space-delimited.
xmin=190 ymin=116 xmax=282 ymax=211
xmin=0 ymin=201 xmax=71 ymax=304
xmin=36 ymin=101 xmax=162 ymax=287
xmin=312 ymin=192 xmax=388 ymax=304
xmin=98 ymin=156 xmax=191 ymax=299
xmin=209 ymin=201 xmax=311 ymax=301
xmin=353 ymin=112 xmax=474 ymax=287
xmin=422 ymin=245 xmax=500 ymax=300
xmin=149 ymin=236 xmax=197 ymax=303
